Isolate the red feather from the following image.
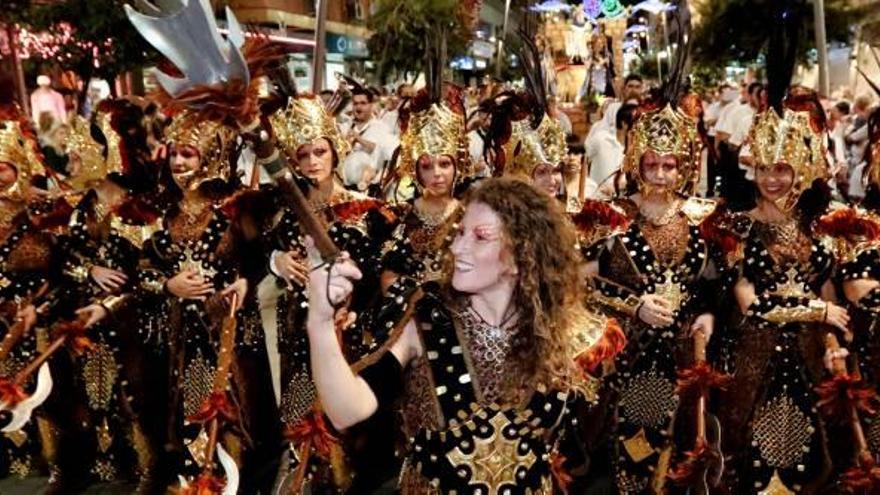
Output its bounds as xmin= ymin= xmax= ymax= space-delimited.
xmin=331 ymin=199 xmax=390 ymax=224
xmin=176 ymin=472 xmax=227 ymax=495
xmin=0 ymin=377 xmax=26 ymax=407
xmin=571 ymin=200 xmax=630 ymax=235
xmin=575 ymin=317 xmax=626 ymax=375
xmin=550 ymin=452 xmax=573 ymax=495
xmin=841 ymin=461 xmax=880 ymax=494
xmin=667 ymin=439 xmax=722 ymax=487
xmin=187 ymin=392 xmax=238 ymax=425
xmin=675 ymin=361 xmax=733 ymax=398
xmin=816 ymin=208 xmax=880 ymax=242
xmin=113 ymin=197 xmax=162 ymax=225
xmin=815 ymin=373 xmax=880 ymax=422
xmin=284 ymin=411 xmax=339 ymax=460
xmin=699 ymin=208 xmax=741 ymax=254
xmin=53 ymin=319 xmax=92 ymax=355
xmin=30 ymin=198 xmax=74 ymax=232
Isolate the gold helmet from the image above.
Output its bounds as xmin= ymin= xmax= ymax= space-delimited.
xmin=745 ymin=108 xmax=828 ymax=213
xmin=165 ymin=110 xmax=237 ymax=189
xmin=504 ymin=114 xmax=567 ymax=179
xmin=398 ymin=102 xmax=469 ymax=187
xmin=270 ymin=96 xmax=350 ymax=162
xmin=65 ymin=111 xmax=125 ymax=189
xmin=622 ymin=104 xmax=702 ymax=195
xmin=0 ymin=116 xmax=44 ymax=201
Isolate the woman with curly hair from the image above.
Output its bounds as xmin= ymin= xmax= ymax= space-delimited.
xmin=306 ymin=177 xmax=593 ymax=494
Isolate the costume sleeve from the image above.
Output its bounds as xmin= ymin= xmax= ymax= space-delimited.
xmin=357 ymin=350 xmax=405 ymax=408
xmin=553 ymin=392 xmax=596 ymax=492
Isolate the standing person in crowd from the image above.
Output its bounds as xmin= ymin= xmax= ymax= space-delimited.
xmin=30 ymin=76 xmax=67 ymax=127
xmin=339 ymin=84 xmax=399 ymax=194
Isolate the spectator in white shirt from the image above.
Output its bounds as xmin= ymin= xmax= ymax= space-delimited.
xmin=339 ymin=87 xmax=399 ymax=192
xmin=30 ymin=75 xmax=67 ymax=126
xmin=584 ymin=101 xmax=637 ymax=197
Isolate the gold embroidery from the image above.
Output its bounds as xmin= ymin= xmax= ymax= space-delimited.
xmin=183 ymin=354 xmax=215 ymax=418
xmin=83 ymin=342 xmax=117 ymax=411
xmin=8 ymin=455 xmax=31 ymax=478
xmin=96 ymin=418 xmax=113 ymax=453
xmin=186 ymin=428 xmax=210 ymax=468
xmin=752 ymin=395 xmax=812 ymax=468
xmin=5 ymin=429 xmax=26 ymax=447
xmin=654 ymin=268 xmax=684 ymax=312
xmin=759 ymin=470 xmax=795 ymax=495
xmin=622 ymin=428 xmax=654 ymax=463
xmin=772 ymin=267 xmax=810 ymax=298
xmin=445 ymin=413 xmax=537 ymax=491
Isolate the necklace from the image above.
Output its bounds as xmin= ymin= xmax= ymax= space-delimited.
xmin=415 ymin=199 xmax=457 ymax=227
xmin=766 ymin=218 xmax=800 ymax=245
xmin=465 ymin=301 xmax=518 ymax=335
xmin=640 ymin=199 xmax=682 ymax=226
xmin=178 ymin=197 xmax=211 ymax=230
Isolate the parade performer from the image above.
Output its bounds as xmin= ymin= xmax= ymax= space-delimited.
xmin=307 ymin=177 xmax=595 ymax=494
xmin=264 ymin=90 xmax=397 ymax=492
xmin=380 ymin=52 xmax=469 ymax=289
xmin=585 ymin=96 xmax=720 ymax=493
xmin=112 ymin=1 xmax=286 ymax=492
xmin=58 ymin=97 xmax=175 ymax=492
xmin=708 ymin=89 xmax=844 ymax=493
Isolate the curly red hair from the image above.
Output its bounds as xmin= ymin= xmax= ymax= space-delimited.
xmin=449 ymin=177 xmax=587 ymax=393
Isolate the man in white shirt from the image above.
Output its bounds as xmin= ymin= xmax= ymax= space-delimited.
xmin=339 ymin=87 xmax=399 ymax=192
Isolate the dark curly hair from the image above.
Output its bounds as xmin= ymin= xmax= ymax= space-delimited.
xmin=448 ymin=177 xmax=586 ymax=392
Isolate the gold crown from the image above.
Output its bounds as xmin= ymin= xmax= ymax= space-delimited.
xmin=746 ymin=108 xmax=828 ymax=213
xmin=66 ymin=113 xmax=124 ymax=189
xmin=398 ymin=103 xmax=468 ymax=182
xmin=623 ymin=104 xmax=701 ymax=194
xmin=0 ymin=119 xmax=44 ymax=200
xmin=270 ymin=96 xmax=350 ymax=162
xmin=505 ymin=114 xmax=567 ymax=178
xmin=165 ymin=110 xmax=236 ymax=186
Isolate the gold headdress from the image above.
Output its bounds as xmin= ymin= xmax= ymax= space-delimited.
xmin=398 ymin=102 xmax=468 ymax=184
xmin=65 ymin=112 xmax=124 ymax=189
xmin=504 ymin=114 xmax=567 ymax=178
xmin=0 ymin=118 xmax=44 ymax=200
xmin=745 ymin=108 xmax=828 ymax=213
xmin=270 ymin=96 xmax=350 ymax=162
xmin=622 ymin=104 xmax=701 ymax=195
xmin=165 ymin=110 xmax=237 ymax=188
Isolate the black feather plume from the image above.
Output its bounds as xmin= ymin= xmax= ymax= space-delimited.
xmin=767 ymin=0 xmax=802 ymax=112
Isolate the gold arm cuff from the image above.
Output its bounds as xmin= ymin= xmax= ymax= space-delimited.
xmin=100 ymin=295 xmax=127 ymax=313
xmin=762 ymin=299 xmax=826 ymax=324
xmin=591 ymin=291 xmax=641 ymax=318
xmin=65 ymin=264 xmax=90 ymax=283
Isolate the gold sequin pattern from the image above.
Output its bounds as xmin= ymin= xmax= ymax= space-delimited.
xmin=618 ymin=370 xmax=679 ymax=428
xmin=752 ymin=395 xmax=812 ymax=468
xmin=82 ymin=342 xmax=118 ymax=411
xmin=280 ymin=372 xmax=317 ymax=425
xmin=183 ymin=354 xmax=215 ymax=419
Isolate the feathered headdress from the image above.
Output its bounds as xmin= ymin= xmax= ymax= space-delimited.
xmin=500 ymin=27 xmax=567 ymax=179
xmin=622 ymin=5 xmax=702 ymax=195
xmin=125 ymin=0 xmax=283 ymax=185
xmin=395 ymin=34 xmax=469 ymax=190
